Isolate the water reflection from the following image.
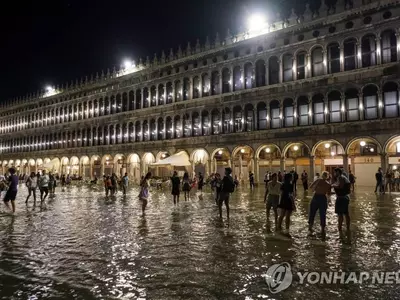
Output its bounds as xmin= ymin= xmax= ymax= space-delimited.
xmin=0 ymin=186 xmax=399 ymax=299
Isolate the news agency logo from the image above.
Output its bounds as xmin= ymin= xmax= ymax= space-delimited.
xmin=264 ymin=262 xmax=400 ymax=294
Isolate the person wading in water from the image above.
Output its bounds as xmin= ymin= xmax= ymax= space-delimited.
xmin=170 ymin=171 xmax=180 ymax=205
xmin=265 ymin=173 xmax=281 ymax=230
xmin=332 ymin=168 xmax=351 ymax=233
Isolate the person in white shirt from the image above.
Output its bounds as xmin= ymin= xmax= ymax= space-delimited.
xmin=39 ymin=170 xmax=50 ymax=203
xmin=394 ymin=169 xmax=400 ymax=192
xmin=265 ymin=173 xmax=282 ymax=229
xmin=25 ymin=172 xmax=38 ymax=204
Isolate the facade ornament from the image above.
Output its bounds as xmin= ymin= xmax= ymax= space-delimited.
xmin=177 ymin=45 xmax=183 ymax=58
xmin=288 ymin=8 xmax=298 ymax=25
xmin=205 ymin=36 xmax=210 ymax=50
xmin=146 ymin=56 xmax=150 ymax=66
xmin=101 ymin=70 xmax=104 ymax=79
xmin=303 ymin=3 xmax=312 ymax=22
xmin=334 ymin=0 xmax=345 ymax=14
xmin=112 ymin=66 xmax=117 ymax=76
xmin=139 ymin=58 xmax=143 ymax=67
xmin=80 ymin=77 xmax=84 ymax=86
xmin=196 ymin=39 xmax=201 ymax=53
xmin=225 ymin=28 xmax=232 ymax=45
xmin=345 ymin=0 xmax=353 ymax=9
xmin=106 ymin=68 xmax=110 ymax=79
xmin=186 ymin=42 xmax=191 ymax=56
xmin=161 ymin=50 xmax=166 ymax=64
xmin=90 ymin=74 xmax=93 ymax=82
xmin=153 ymin=53 xmax=158 ymax=65
xmin=169 ymin=48 xmax=174 ymax=61
xmin=215 ymin=32 xmax=220 ymax=47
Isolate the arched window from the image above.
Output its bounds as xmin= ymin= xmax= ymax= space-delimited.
xmin=222 ymin=68 xmax=230 ymax=93
xmin=211 ymin=109 xmax=221 ymax=134
xmin=363 ymin=85 xmax=378 ymax=119
xmin=344 ymin=38 xmax=357 ymax=71
xmin=233 ymin=66 xmax=242 ymax=91
xmin=383 ymin=82 xmax=399 ymax=117
xmin=116 ymin=94 xmax=122 ymax=112
xmin=381 ymin=30 xmax=397 ymax=63
xmin=361 ymin=34 xmax=377 ymax=67
xmin=122 ymin=93 xmax=128 ymax=111
xmin=183 ymin=78 xmax=190 ymax=100
xmin=128 ymin=123 xmax=134 ymax=143
xmin=211 ymin=71 xmax=220 ymax=95
xmin=257 ymin=102 xmax=267 ymax=130
xmin=166 ymin=117 xmax=172 ymax=139
xmin=282 ymin=54 xmax=293 ymax=82
xmin=312 ymin=47 xmax=324 ymax=77
xmin=166 ymin=82 xmax=173 ymax=104
xmin=135 ymin=121 xmax=141 ymax=142
xmin=297 ymin=96 xmax=309 ymax=126
xmin=328 ymin=91 xmax=342 ymax=123
xmin=143 ymin=88 xmax=149 ymax=108
xmin=128 ymin=91 xmax=134 ymax=110
xmin=223 ymin=108 xmax=232 ymax=133
xmin=328 ymin=43 xmax=340 ymax=73
xmin=202 ymin=111 xmax=210 ymax=135
xmin=174 ymin=116 xmax=181 ymax=138
xmin=202 ymin=74 xmax=210 ymax=97
xmin=192 ymin=112 xmax=201 ymax=136
xmin=283 ymin=98 xmax=294 ymax=127
xmin=142 ymin=121 xmax=149 ymax=141
xmin=244 ymin=104 xmax=254 ymax=131
xmin=158 ymin=84 xmax=164 ymax=105
xmin=157 ymin=118 xmax=164 ymax=140
xmin=175 ymin=81 xmax=182 ymax=101
xmin=312 ymin=94 xmax=325 ymax=124
xmin=296 ymin=51 xmax=307 ymax=80
xmin=270 ymin=100 xmax=280 ymax=129
xmin=345 ymin=89 xmax=359 ymax=121
xmin=150 ymin=86 xmax=157 ymax=106
xmin=183 ymin=114 xmax=190 ymax=137
xmin=135 ymin=90 xmax=141 ymax=109
xmin=193 ymin=77 xmax=200 ymax=99
xmin=233 ymin=106 xmax=243 ymax=132
xmin=150 ymin=119 xmax=156 ymax=141
xmin=255 ymin=60 xmax=266 ymax=87
xmin=110 ymin=96 xmax=115 ymax=114
xmin=268 ymin=56 xmax=279 ymax=84
xmin=244 ymin=63 xmax=253 ymax=89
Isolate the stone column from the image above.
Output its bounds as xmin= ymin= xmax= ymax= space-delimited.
xmin=278 ymin=59 xmax=283 ymax=83
xmin=308 ymin=95 xmax=313 ymax=125
xmin=342 ymin=154 xmax=349 ymax=173
xmin=381 ymin=153 xmax=388 ymax=173
xmin=341 ymin=94 xmax=346 ymax=121
xmin=306 ymin=53 xmax=311 ymax=78
xmin=218 ymin=70 xmax=223 ymax=94
xmin=376 ymin=36 xmax=382 ymax=65
xmin=265 ymin=65 xmax=269 ymax=85
xmin=155 ymin=87 xmax=159 ymax=106
xmin=359 ymin=92 xmax=364 ymax=120
xmin=323 ymin=50 xmax=328 ymax=74
xmin=309 ymin=156 xmax=315 ymax=179
xmin=378 ymin=90 xmax=383 ymax=119
xmin=280 ymin=157 xmax=285 ymax=171
xmin=266 ymin=105 xmax=271 ymax=129
xmin=255 ymin=158 xmax=260 ymax=184
xmin=141 ymin=88 xmax=144 ymax=108
xmin=239 ymin=155 xmax=243 ymax=180
xmin=292 ymin=57 xmax=297 ymax=81
xmin=396 ymin=32 xmax=400 ymax=62
xmin=357 ymin=42 xmax=362 ymax=68
xmin=340 ymin=45 xmax=344 ymax=72
xmin=189 ymin=78 xmax=193 ymax=100
xmin=206 ymin=159 xmax=211 ymax=176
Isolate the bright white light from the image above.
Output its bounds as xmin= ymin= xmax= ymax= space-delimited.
xmin=293 ymin=145 xmax=299 ymax=151
xmin=248 ymin=14 xmax=267 ymax=32
xmin=124 ymin=60 xmax=133 ymax=69
xmin=370 ymin=148 xmax=374 ymax=152
xmin=46 ymin=86 xmax=54 ymax=92
xmin=324 ymin=143 xmax=330 ymax=149
xmin=161 ymin=153 xmax=166 ymax=158
xmin=218 ymin=150 xmax=223 ymax=155
xmin=360 ymin=141 xmax=366 ymax=147
xmin=331 ymin=151 xmax=335 ymax=156
xmin=265 ymin=148 xmax=271 ymax=153
xmin=393 ymin=165 xmax=398 ymax=170
xmin=240 ymin=149 xmax=245 ymax=153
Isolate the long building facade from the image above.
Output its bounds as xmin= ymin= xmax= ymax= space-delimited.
xmin=1 ymin=0 xmax=400 ymax=186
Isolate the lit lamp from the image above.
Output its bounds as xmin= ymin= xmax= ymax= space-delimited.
xmin=293 ymin=145 xmax=299 ymax=151
xmin=240 ymin=148 xmax=245 ymax=153
xmin=360 ymin=141 xmax=366 ymax=147
xmin=265 ymin=147 xmax=271 ymax=153
xmin=248 ymin=14 xmax=267 ymax=32
xmin=218 ymin=150 xmax=223 ymax=155
xmin=324 ymin=143 xmax=330 ymax=149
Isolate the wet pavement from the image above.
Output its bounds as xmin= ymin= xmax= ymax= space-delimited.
xmin=0 ymin=184 xmax=400 ymax=299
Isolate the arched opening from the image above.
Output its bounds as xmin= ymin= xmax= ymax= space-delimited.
xmin=150 ymin=86 xmax=157 ymax=106
xmin=363 ymin=85 xmax=378 ymax=120
xmin=362 ymin=34 xmax=377 ymax=67
xmin=128 ymin=91 xmax=134 ymax=110
xmin=313 ymin=140 xmax=345 ymax=176
xmin=114 ymin=154 xmax=126 ymax=177
xmin=191 ymin=149 xmax=210 ymax=176
xmin=381 ymin=29 xmax=397 ymax=64
xmin=347 ymin=137 xmax=382 ymax=186
xmin=202 ymin=74 xmax=210 ymax=97
xmin=296 ymin=51 xmax=307 ymax=80
xmin=166 ymin=82 xmax=173 ymax=104
xmin=192 ymin=77 xmax=200 ymax=99
xmin=223 ymin=107 xmax=232 ymax=133
xmin=255 ymin=60 xmax=266 ymax=87
xmin=182 ymin=113 xmax=190 ymax=137
xmin=154 ymin=151 xmax=171 ymax=178
xmin=232 ymin=146 xmax=254 ymax=183
xmin=383 ymin=82 xmax=399 ymax=118
xmin=158 ymin=84 xmax=164 ymax=105
xmin=257 ymin=102 xmax=267 ymax=130
xmin=102 ymin=155 xmax=113 ymax=176
xmin=257 ymin=144 xmax=282 ymax=181
xmin=143 ymin=87 xmax=149 ymax=108
xmin=142 ymin=152 xmax=155 ymax=175
xmin=327 ymin=42 xmax=340 ymax=73
xmin=175 ymin=80 xmax=182 ymax=102
xmin=268 ymin=56 xmax=279 ymax=84
xmin=283 ymin=98 xmax=294 ymax=127
xmin=128 ymin=122 xmax=134 ymax=143
xmin=183 ymin=78 xmax=190 ymax=100
xmin=192 ymin=112 xmax=201 ymax=136
xmin=150 ymin=119 xmax=157 ymax=141
xmin=135 ymin=89 xmax=142 ymax=109
xmin=60 ymin=157 xmax=69 ymax=175
xmin=127 ymin=154 xmax=141 ymax=184
xmin=328 ymin=91 xmax=342 ymax=123
xmin=211 ymin=148 xmax=231 ymax=175
xmin=344 ymin=38 xmax=357 ymax=71
xmin=244 ymin=62 xmax=253 ymax=89
xmin=143 ymin=120 xmax=149 ymax=141
xmin=157 ymin=118 xmax=164 ymax=140
xmin=312 ymin=94 xmax=325 ymax=124
xmin=135 ymin=121 xmax=142 ymax=142
xmin=233 ymin=106 xmax=243 ymax=132
xmin=312 ymin=47 xmax=324 ymax=77
xmin=282 ymin=54 xmax=293 ymax=82
xmin=233 ymin=66 xmax=242 ymax=91
xmin=174 ymin=115 xmax=181 ymax=138
xmin=345 ymin=88 xmax=359 ymax=121
xmin=283 ymin=142 xmax=311 ymax=181
xmin=202 ymin=111 xmax=210 ymax=135
xmin=80 ymin=156 xmax=90 ymax=178
xmin=211 ymin=71 xmax=220 ymax=95
xmin=244 ymin=104 xmax=254 ymax=131
xmin=166 ymin=117 xmax=173 ymax=139
xmin=91 ymin=155 xmax=101 ymax=178
xmin=270 ymin=100 xmax=281 ymax=129
xmin=385 ymin=136 xmax=400 ymax=173
xmin=69 ymin=156 xmax=79 ymax=176
xmin=211 ymin=109 xmax=221 ymax=134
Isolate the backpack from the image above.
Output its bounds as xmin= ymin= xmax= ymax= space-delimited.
xmin=224 ymin=176 xmax=235 ymax=193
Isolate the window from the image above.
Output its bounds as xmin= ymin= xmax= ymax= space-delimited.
xmin=269 ymin=57 xmax=279 ymax=84
xmin=298 ymin=100 xmax=309 ymax=126
xmin=364 ymin=94 xmax=378 ymax=120
xmin=297 ymin=35 xmax=304 ymax=42
xmin=344 ymin=39 xmax=357 ymax=71
xmin=381 ymin=30 xmax=397 ymax=63
xmin=313 ymin=101 xmax=325 ymax=124
xmin=283 ymin=54 xmax=293 ymax=82
xmin=362 ymin=35 xmax=377 ymax=67
xmin=328 ymin=43 xmax=340 ymax=73
xmin=347 ymin=97 xmax=359 ymax=121
xmin=257 ymin=104 xmax=267 ymax=130
xmin=384 ymin=90 xmax=398 ymax=118
xmin=234 ymin=110 xmax=243 ymax=132
xmin=329 ymin=99 xmax=341 ymax=122
xmin=271 ymin=106 xmax=280 ymax=128
xmin=297 ymin=52 xmax=306 ymax=80
xmin=312 ymin=48 xmax=324 ymax=77
xmin=285 ymin=105 xmax=294 ymax=127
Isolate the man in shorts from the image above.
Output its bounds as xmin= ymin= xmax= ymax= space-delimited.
xmin=332 ymin=168 xmax=351 ymax=233
xmin=265 ymin=173 xmax=281 ymax=228
xmin=4 ymin=168 xmax=18 ymax=213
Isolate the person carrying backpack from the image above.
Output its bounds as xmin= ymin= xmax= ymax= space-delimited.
xmin=332 ymin=168 xmax=351 ymax=233
xmin=218 ymin=167 xmax=235 ymax=219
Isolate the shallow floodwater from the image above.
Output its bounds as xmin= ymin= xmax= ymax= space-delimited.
xmin=0 ymin=184 xmax=400 ymax=299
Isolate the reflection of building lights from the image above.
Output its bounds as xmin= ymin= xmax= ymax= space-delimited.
xmin=265 ymin=148 xmax=271 ymax=153
xmin=240 ymin=149 xmax=245 ymax=153
xmin=331 ymin=151 xmax=335 ymax=156
xmin=293 ymin=145 xmax=299 ymax=151
xmin=324 ymin=143 xmax=330 ymax=149
xmin=360 ymin=141 xmax=366 ymax=147
xmin=218 ymin=150 xmax=223 ymax=155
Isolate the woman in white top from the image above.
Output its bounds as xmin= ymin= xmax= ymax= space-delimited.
xmin=25 ymin=172 xmax=38 ymax=204
xmin=139 ymin=172 xmax=152 ymax=216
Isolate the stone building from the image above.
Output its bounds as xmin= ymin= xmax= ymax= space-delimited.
xmin=1 ymin=0 xmax=400 ymax=186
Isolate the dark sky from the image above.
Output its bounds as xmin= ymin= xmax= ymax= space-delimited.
xmin=0 ymin=0 xmax=316 ymax=101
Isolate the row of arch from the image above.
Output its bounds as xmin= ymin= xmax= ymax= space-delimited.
xmin=0 ymin=29 xmax=399 ymax=134
xmin=1 ymin=83 xmax=400 ymax=153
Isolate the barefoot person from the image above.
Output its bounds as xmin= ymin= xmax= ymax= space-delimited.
xmin=25 ymin=172 xmax=38 ymax=205
xmin=277 ymin=173 xmax=296 ymax=235
xmin=308 ymin=171 xmax=331 ymax=235
xmin=332 ymin=168 xmax=351 ymax=233
xmin=3 ymin=168 xmax=18 ymax=213
xmin=170 ymin=171 xmax=180 ymax=205
xmin=39 ymin=170 xmax=50 ymax=203
xmin=265 ymin=173 xmax=281 ymax=229
xmin=218 ymin=168 xmax=235 ymax=219
xmin=139 ymin=172 xmax=151 ymax=216
xmin=182 ymin=172 xmax=191 ymax=201
xmin=122 ymin=173 xmax=129 ymax=195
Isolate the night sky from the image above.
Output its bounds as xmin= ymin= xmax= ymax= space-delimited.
xmin=1 ymin=0 xmax=318 ymax=101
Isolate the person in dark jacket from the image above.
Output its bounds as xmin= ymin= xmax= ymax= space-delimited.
xmin=170 ymin=171 xmax=180 ymax=205
xmin=219 ymin=168 xmax=235 ymax=219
